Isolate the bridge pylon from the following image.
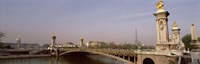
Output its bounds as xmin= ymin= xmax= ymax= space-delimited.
xmin=50 ymin=32 xmax=58 ymax=56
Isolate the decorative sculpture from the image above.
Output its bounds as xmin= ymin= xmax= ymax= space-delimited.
xmin=156 ymin=0 xmax=164 ymax=11
xmin=173 ymin=21 xmax=178 ymax=28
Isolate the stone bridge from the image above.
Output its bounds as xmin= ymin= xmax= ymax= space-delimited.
xmin=58 ymin=48 xmax=139 ymax=64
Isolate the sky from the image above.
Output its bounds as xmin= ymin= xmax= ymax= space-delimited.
xmin=0 ymin=0 xmax=199 ymax=45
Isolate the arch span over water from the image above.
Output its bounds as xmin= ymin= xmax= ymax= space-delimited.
xmin=59 ymin=50 xmax=134 ymax=64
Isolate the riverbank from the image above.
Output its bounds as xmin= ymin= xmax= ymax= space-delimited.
xmin=0 ymin=54 xmax=51 ymax=59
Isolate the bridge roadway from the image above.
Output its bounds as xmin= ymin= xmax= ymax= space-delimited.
xmin=58 ymin=48 xmax=138 ymax=64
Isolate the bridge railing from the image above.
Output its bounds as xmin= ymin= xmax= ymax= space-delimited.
xmin=58 ymin=48 xmax=142 ymax=56
xmin=59 ymin=48 xmax=156 ymax=55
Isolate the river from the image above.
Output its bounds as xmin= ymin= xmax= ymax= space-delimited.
xmin=0 ymin=54 xmax=128 ymax=64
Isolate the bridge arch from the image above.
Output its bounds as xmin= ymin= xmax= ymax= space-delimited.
xmin=143 ymin=58 xmax=155 ymax=64
xmin=59 ymin=50 xmax=134 ymax=64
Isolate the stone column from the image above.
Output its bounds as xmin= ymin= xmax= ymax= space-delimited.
xmin=80 ymin=36 xmax=84 ymax=48
xmin=172 ymin=21 xmax=181 ymax=43
xmin=128 ymin=56 xmax=130 ymax=61
xmin=50 ymin=32 xmax=57 ymax=55
xmin=51 ymin=32 xmax=56 ymax=48
xmin=191 ymin=24 xmax=198 ymax=40
xmin=154 ymin=11 xmax=170 ymax=50
xmin=190 ymin=24 xmax=200 ymax=52
xmin=16 ymin=35 xmax=21 ymax=49
xmin=134 ymin=56 xmax=136 ymax=63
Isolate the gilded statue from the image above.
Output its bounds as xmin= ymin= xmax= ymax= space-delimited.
xmin=52 ymin=32 xmax=56 ymax=36
xmin=156 ymin=0 xmax=164 ymax=11
xmin=80 ymin=35 xmax=84 ymax=39
xmin=173 ymin=21 xmax=178 ymax=28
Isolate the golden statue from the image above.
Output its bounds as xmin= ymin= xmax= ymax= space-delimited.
xmin=156 ymin=0 xmax=164 ymax=11
xmin=80 ymin=35 xmax=84 ymax=43
xmin=80 ymin=35 xmax=84 ymax=40
xmin=52 ymin=32 xmax=56 ymax=37
xmin=173 ymin=21 xmax=178 ymax=28
xmin=16 ymin=35 xmax=21 ymax=41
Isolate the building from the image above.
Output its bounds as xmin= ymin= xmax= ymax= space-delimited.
xmin=0 ymin=49 xmax=30 ymax=55
xmin=86 ymin=41 xmax=106 ymax=48
xmin=62 ymin=42 xmax=77 ymax=48
xmin=2 ymin=43 xmax=40 ymax=49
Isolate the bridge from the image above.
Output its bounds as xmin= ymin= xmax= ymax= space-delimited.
xmin=60 ymin=48 xmax=137 ymax=63
xmin=41 ymin=32 xmax=143 ymax=64
xmin=59 ymin=49 xmax=136 ymax=64
xmin=36 ymin=48 xmax=152 ymax=64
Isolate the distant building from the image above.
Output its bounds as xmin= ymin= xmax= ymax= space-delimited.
xmin=54 ymin=42 xmax=77 ymax=48
xmin=64 ymin=42 xmax=77 ymax=48
xmin=41 ymin=44 xmax=50 ymax=49
xmin=86 ymin=41 xmax=106 ymax=48
xmin=0 ymin=49 xmax=30 ymax=55
xmin=2 ymin=43 xmax=40 ymax=49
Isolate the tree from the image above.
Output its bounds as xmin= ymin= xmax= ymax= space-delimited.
xmin=42 ymin=44 xmax=50 ymax=48
xmin=108 ymin=42 xmax=117 ymax=49
xmin=182 ymin=34 xmax=200 ymax=50
xmin=199 ymin=37 xmax=200 ymax=42
xmin=0 ymin=32 xmax=6 ymax=42
xmin=0 ymin=43 xmax=3 ymax=48
xmin=0 ymin=32 xmax=6 ymax=48
xmin=4 ymin=45 xmax=13 ymax=49
xmin=182 ymin=34 xmax=194 ymax=50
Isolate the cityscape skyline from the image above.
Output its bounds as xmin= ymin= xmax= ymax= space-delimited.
xmin=0 ymin=0 xmax=199 ymax=45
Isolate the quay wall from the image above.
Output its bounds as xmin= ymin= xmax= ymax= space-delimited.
xmin=0 ymin=55 xmax=51 ymax=59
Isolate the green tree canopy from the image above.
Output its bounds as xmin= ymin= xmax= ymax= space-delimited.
xmin=181 ymin=34 xmax=200 ymax=50
xmin=0 ymin=32 xmax=6 ymax=42
xmin=181 ymin=34 xmax=192 ymax=50
xmin=0 ymin=32 xmax=6 ymax=48
xmin=199 ymin=37 xmax=200 ymax=42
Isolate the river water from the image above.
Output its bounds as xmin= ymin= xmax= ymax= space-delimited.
xmin=0 ymin=54 xmax=128 ymax=64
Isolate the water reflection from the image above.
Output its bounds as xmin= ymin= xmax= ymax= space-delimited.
xmin=0 ymin=55 xmax=127 ymax=64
